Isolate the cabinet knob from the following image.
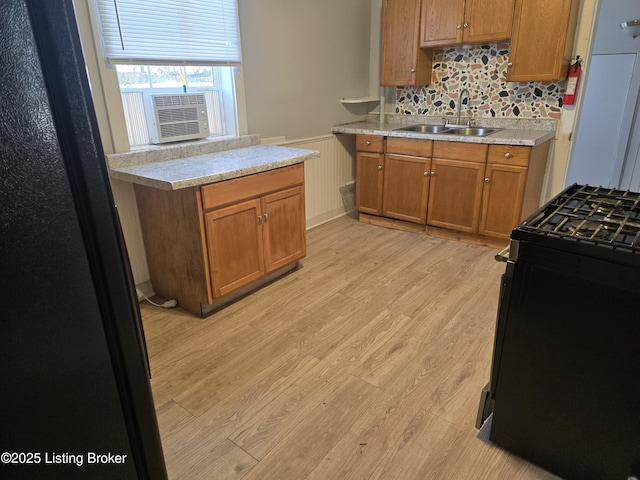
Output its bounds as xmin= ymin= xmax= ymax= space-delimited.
xmin=263 ymin=213 xmax=269 ymax=222
xmin=258 ymin=215 xmax=263 ymax=223
xmin=366 ymin=141 xmax=371 ymax=145
xmin=463 ymin=23 xmax=469 ymax=28
xmin=431 ymin=171 xmax=435 ymax=177
xmin=410 ymin=68 xmax=415 ymax=73
xmin=456 ymin=24 xmax=462 ymax=30
xmin=378 ymin=165 xmax=383 ymax=171
xmin=485 ymin=177 xmax=490 ymax=184
xmin=423 ymin=171 xmax=429 ymax=177
xmin=507 ymin=62 xmax=513 ymax=67
xmin=504 ymin=152 xmax=512 ymax=159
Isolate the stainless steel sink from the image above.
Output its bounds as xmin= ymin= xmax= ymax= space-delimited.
xmin=394 ymin=124 xmax=453 ymax=134
xmin=443 ymin=127 xmax=501 ymax=137
xmin=394 ymin=124 xmax=502 ymax=137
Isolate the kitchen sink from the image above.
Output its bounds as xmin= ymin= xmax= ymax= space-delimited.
xmin=443 ymin=127 xmax=501 ymax=137
xmin=394 ymin=124 xmax=501 ymax=137
xmin=394 ymin=124 xmax=453 ymax=134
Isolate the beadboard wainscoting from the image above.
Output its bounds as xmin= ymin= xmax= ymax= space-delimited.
xmin=112 ymin=134 xmax=355 ymax=286
xmin=273 ymin=134 xmax=356 ymax=229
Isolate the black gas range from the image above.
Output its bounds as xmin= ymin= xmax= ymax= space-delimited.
xmin=513 ymin=183 xmax=640 ymax=266
xmin=477 ymin=184 xmax=640 ymax=480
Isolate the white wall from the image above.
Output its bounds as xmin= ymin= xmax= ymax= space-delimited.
xmin=238 ymin=0 xmax=374 ymax=140
xmin=564 ymin=0 xmax=640 ymax=190
xmin=544 ymin=0 xmax=598 ymax=199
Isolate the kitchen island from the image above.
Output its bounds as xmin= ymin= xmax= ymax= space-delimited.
xmin=108 ymin=135 xmax=319 ymax=316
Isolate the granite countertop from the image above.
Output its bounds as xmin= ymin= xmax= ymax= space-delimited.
xmin=332 ymin=118 xmax=556 ymax=146
xmin=108 ymin=136 xmax=319 ymax=191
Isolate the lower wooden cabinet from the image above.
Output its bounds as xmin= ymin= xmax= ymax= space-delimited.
xmin=427 ymin=158 xmax=485 ymax=233
xmin=135 ymin=163 xmax=306 ymax=316
xmin=355 ymin=134 xmax=551 ymax=244
xmin=356 ymin=136 xmax=433 ymax=225
xmin=204 ymin=199 xmax=265 ymax=298
xmin=205 ymin=185 xmax=306 ymax=297
xmin=262 ymin=186 xmax=306 ymax=272
xmin=356 ymin=152 xmax=385 ymax=215
xmin=383 ymin=153 xmax=431 ymax=224
xmin=478 ymin=163 xmax=527 ymax=239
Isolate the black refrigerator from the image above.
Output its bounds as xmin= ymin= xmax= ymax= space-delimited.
xmin=0 ymin=0 xmax=168 ymax=479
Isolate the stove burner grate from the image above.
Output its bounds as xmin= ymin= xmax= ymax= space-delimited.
xmin=518 ymin=184 xmax=640 ymax=252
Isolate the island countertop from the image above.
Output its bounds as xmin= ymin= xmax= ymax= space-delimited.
xmin=109 ymin=142 xmax=319 ymax=191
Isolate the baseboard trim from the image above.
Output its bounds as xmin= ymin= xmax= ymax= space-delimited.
xmin=135 ymin=281 xmax=154 ymax=302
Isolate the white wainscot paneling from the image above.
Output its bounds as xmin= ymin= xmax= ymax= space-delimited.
xmin=274 ymin=135 xmax=356 ymax=229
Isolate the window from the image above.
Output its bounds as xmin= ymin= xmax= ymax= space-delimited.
xmin=116 ymin=65 xmax=237 ymax=146
xmin=94 ymin=0 xmax=242 ymax=146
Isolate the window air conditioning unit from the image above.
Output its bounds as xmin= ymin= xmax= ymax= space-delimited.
xmin=144 ymin=93 xmax=209 ymax=144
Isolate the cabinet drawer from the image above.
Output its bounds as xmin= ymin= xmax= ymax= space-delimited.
xmin=201 ymin=163 xmax=304 ymax=211
xmin=433 ymin=141 xmax=488 ymax=163
xmin=356 ymin=134 xmax=384 ymax=153
xmin=386 ymin=137 xmax=433 ymax=157
xmin=488 ymin=145 xmax=531 ymax=167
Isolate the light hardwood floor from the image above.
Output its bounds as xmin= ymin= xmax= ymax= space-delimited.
xmin=141 ymin=216 xmax=559 ymax=480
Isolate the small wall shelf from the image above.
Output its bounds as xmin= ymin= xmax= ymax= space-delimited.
xmin=340 ymin=96 xmax=380 ymax=104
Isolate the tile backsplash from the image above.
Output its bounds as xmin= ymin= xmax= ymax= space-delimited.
xmin=396 ymin=43 xmax=565 ymax=120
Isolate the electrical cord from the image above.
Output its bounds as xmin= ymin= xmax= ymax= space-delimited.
xmin=136 ymin=288 xmax=177 ymax=309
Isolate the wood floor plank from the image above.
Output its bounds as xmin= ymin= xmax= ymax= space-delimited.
xmin=367 ymin=409 xmax=460 ymax=480
xmin=175 ymin=439 xmax=257 ymax=480
xmin=240 ymin=375 xmax=381 ymax=480
xmin=160 ymin=349 xmax=318 ymax=478
xmin=304 ymin=336 xmax=465 ymax=480
xmin=150 ymin=324 xmax=270 ymax=407
xmin=141 ymin=216 xmax=560 ymax=480
xmin=226 ymin=345 xmax=363 ymax=460
xmin=429 ymin=418 xmax=559 ymax=479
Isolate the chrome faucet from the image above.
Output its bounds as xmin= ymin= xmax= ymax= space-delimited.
xmin=456 ymin=88 xmax=470 ymax=126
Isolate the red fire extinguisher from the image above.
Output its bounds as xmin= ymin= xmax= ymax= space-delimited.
xmin=563 ymin=56 xmax=582 ymax=106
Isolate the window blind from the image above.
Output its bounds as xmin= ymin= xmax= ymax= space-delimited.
xmin=95 ymin=0 xmax=242 ymax=65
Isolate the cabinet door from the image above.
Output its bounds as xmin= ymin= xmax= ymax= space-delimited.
xmin=463 ymin=0 xmax=515 ymax=44
xmin=427 ymin=158 xmax=485 ymax=233
xmin=204 ymin=199 xmax=264 ymax=298
xmin=356 ymin=152 xmax=385 ymax=215
xmin=381 ymin=0 xmax=432 ymax=86
xmin=421 ymin=0 xmax=464 ymax=47
xmin=479 ymin=164 xmax=527 ymax=239
xmin=262 ymin=186 xmax=306 ymax=273
xmin=507 ymin=0 xmax=578 ymax=81
xmin=382 ymin=154 xmax=431 ymax=224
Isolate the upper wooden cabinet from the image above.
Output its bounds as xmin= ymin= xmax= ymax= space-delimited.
xmin=506 ymin=0 xmax=579 ymax=82
xmin=421 ymin=0 xmax=515 ymax=48
xmin=380 ymin=0 xmax=432 ymax=86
